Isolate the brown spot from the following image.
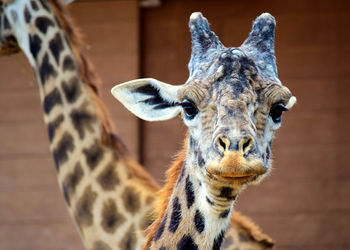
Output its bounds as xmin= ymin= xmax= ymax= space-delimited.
xmin=53 ymin=132 xmax=74 ymax=171
xmin=194 ymin=209 xmax=205 ymax=233
xmin=49 ymin=32 xmax=64 ymax=65
xmin=97 ymin=164 xmax=120 ymax=191
xmin=62 ymin=163 xmax=84 ymax=205
xmin=101 ymin=199 xmax=125 ymax=233
xmin=154 ymin=214 xmax=167 ymax=241
xmin=169 ymin=197 xmax=182 ymax=232
xmin=62 ymin=76 xmax=81 ymax=103
xmin=24 ymin=5 xmax=31 ymax=23
xmin=75 ymin=186 xmax=97 ymax=227
xmin=83 ymin=140 xmax=104 ymax=171
xmin=62 ymin=55 xmax=76 ymax=71
xmin=35 ymin=16 xmax=55 ymax=35
xmin=185 ymin=176 xmax=195 ymax=208
xmin=122 ymin=187 xmax=141 ymax=214
xmin=219 ymin=186 xmax=236 ymax=201
xmin=47 ymin=114 xmax=64 ymax=142
xmin=70 ymin=104 xmax=97 ymax=140
xmin=93 ymin=241 xmax=112 ymax=250
xmin=43 ymin=87 xmax=62 ymax=114
xmin=118 ymin=225 xmax=136 ymax=250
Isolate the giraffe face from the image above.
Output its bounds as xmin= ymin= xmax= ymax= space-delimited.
xmin=179 ymin=48 xmax=295 ymax=187
xmin=112 ymin=12 xmax=296 ymax=188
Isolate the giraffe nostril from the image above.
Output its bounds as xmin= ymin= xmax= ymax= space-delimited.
xmin=215 ymin=135 xmax=253 ymax=154
xmin=218 ymin=137 xmax=227 ymax=151
xmin=215 ymin=136 xmax=230 ymax=153
xmin=240 ymin=136 xmax=253 ymax=153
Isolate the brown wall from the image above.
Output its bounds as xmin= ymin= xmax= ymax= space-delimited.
xmin=140 ymin=0 xmax=350 ymax=249
xmin=0 ymin=1 xmax=139 ymax=249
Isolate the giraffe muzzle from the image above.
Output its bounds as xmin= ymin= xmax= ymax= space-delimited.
xmin=206 ymin=150 xmax=266 ymax=184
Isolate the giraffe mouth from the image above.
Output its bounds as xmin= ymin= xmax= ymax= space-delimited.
xmin=206 ymin=169 xmax=259 ymax=184
xmin=206 ymin=165 xmax=266 ymax=184
xmin=216 ymin=173 xmax=257 ymax=183
xmin=205 ymin=155 xmax=266 ymax=184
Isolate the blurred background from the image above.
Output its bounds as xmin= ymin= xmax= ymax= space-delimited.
xmin=0 ymin=0 xmax=349 ymax=249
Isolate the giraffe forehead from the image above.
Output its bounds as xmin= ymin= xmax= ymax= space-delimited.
xmin=191 ymin=47 xmax=256 ymax=80
xmin=191 ymin=49 xmax=257 ymax=88
xmin=183 ymin=48 xmax=259 ymax=109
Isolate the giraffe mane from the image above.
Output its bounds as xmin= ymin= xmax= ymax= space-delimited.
xmin=143 ymin=134 xmax=188 ymax=249
xmin=48 ymin=0 xmax=159 ymax=191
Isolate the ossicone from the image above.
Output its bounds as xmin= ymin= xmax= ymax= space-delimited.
xmin=188 ymin=12 xmax=224 ymax=75
xmin=240 ymin=13 xmax=279 ymax=83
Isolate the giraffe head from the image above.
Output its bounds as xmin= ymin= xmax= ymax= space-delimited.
xmin=113 ymin=12 xmax=296 ymax=191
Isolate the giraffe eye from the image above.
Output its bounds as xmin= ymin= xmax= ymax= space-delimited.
xmin=181 ymin=100 xmax=198 ymax=120
xmin=269 ymin=103 xmax=288 ymax=123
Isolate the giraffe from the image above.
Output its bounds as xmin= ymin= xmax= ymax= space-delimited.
xmin=112 ymin=12 xmax=296 ymax=249
xmin=0 ymin=0 xmax=275 ymax=249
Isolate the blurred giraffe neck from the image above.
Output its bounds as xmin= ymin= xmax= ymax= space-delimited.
xmin=2 ymin=0 xmax=159 ymax=249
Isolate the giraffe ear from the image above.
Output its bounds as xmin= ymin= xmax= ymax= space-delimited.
xmin=188 ymin=12 xmax=224 ymax=75
xmin=111 ymin=78 xmax=182 ymax=121
xmin=241 ymin=13 xmax=279 ymax=82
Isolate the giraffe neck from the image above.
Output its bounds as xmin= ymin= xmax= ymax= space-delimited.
xmin=10 ymin=0 xmax=120 ymax=175
xmin=3 ymin=1 xmax=159 ymax=249
xmin=148 ymin=142 xmax=238 ymax=249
